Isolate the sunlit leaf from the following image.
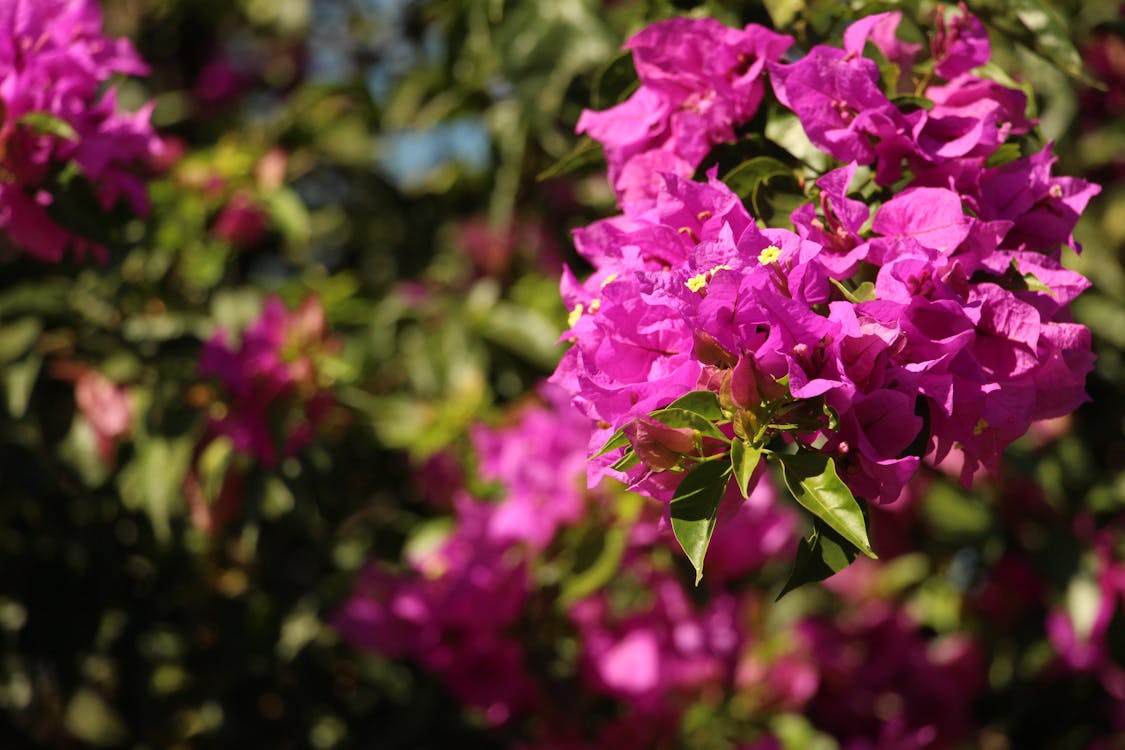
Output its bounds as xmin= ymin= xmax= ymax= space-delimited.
xmin=730 ymin=439 xmax=761 ymax=499
xmin=664 ymin=390 xmax=724 ymax=421
xmin=776 ymin=452 xmax=876 ymax=558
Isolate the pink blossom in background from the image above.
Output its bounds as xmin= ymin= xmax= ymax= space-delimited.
xmin=0 ymin=0 xmax=161 ymax=261
xmin=198 ymin=295 xmax=335 ymax=465
xmin=334 ymin=498 xmax=538 ymax=725
xmin=796 ymin=605 xmax=984 ymax=749
xmin=211 ymin=191 xmax=269 ymax=248
xmin=471 ymin=383 xmax=598 ymax=549
xmin=1047 ymin=524 xmax=1125 ymax=701
xmin=74 ymin=369 xmax=132 ymax=462
xmin=570 ymin=568 xmax=744 ymax=714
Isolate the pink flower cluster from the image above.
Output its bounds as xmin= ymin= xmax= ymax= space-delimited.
xmin=553 ymin=7 xmax=1098 ymax=513
xmin=0 ymin=0 xmax=162 ymax=261
xmin=787 ymin=605 xmax=983 ymax=750
xmin=334 ymin=385 xmax=591 ymax=725
xmin=198 ymin=296 xmax=335 ymax=466
xmin=577 ymin=18 xmax=792 ymax=209
xmin=335 ymin=383 xmax=796 ymax=737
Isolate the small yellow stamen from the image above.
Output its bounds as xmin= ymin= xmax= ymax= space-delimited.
xmin=973 ymin=418 xmax=989 ymax=436
xmin=686 ymin=273 xmax=709 ymax=293
xmin=758 ymin=245 xmax=782 ymax=265
xmin=684 ymin=264 xmax=732 ymax=293
xmin=567 ymin=303 xmax=585 ymax=327
xmin=588 ymin=298 xmax=601 ymax=314
xmin=697 ymin=210 xmax=712 ymax=221
xmin=600 ymin=273 xmax=619 ymax=288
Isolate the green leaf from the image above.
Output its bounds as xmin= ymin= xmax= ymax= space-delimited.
xmin=1010 ymin=0 xmax=1090 ymax=82
xmin=5 ymin=353 xmax=41 ymax=418
xmin=670 ymin=459 xmax=731 ymax=585
xmin=775 ymin=452 xmax=876 ymax=558
xmin=663 ymin=390 xmax=724 ymax=421
xmin=762 ymin=0 xmax=803 ymax=28
xmin=828 ymin=278 xmax=876 ymax=303
xmin=264 ymin=187 xmax=311 ymax=246
xmin=722 ymin=156 xmax=793 ymax=204
xmin=18 ymin=112 xmax=78 ymax=141
xmin=537 ymin=136 xmax=604 ymax=180
xmin=730 ymin=440 xmax=761 ymax=499
xmin=890 ymin=94 xmax=934 ymax=112
xmin=611 ymin=449 xmax=641 ymax=472
xmin=648 ymin=407 xmax=728 ymax=440
xmin=0 ymin=318 xmax=41 ymax=362
xmin=118 ymin=436 xmax=192 ymax=543
xmin=592 ymin=50 xmax=639 ymax=110
xmin=986 ymin=142 xmax=1023 ymax=169
xmin=560 ymin=494 xmax=642 ymax=605
xmin=593 ymin=428 xmax=630 ymax=458
xmin=977 ymin=0 xmax=1091 ymax=84
xmin=776 ymin=523 xmax=860 ymax=600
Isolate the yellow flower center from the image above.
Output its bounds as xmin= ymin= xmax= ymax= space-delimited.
xmin=758 ymin=245 xmax=782 ymax=265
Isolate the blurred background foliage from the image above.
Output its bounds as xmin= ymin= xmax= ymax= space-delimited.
xmin=0 ymin=0 xmax=1123 ymax=747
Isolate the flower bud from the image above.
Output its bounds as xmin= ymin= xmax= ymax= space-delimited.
xmin=623 ymin=416 xmax=697 ymax=471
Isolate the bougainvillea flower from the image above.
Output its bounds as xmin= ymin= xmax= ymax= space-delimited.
xmin=199 ymin=296 xmax=336 ymax=466
xmin=0 ymin=0 xmax=161 ymax=261
xmin=578 ymin=18 xmax=792 ymax=204
xmin=74 ymin=369 xmax=132 ymax=462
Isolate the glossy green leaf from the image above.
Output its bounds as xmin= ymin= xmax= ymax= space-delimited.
xmin=611 ymin=449 xmax=641 ymax=472
xmin=730 ymin=440 xmax=761 ymax=499
xmin=776 ymin=452 xmax=876 ymax=558
xmin=593 ymin=428 xmax=629 ymax=458
xmin=664 ymin=390 xmax=724 ymax=421
xmin=670 ymin=459 xmax=731 ymax=585
xmin=648 ymin=407 xmax=728 ymax=440
xmin=776 ymin=522 xmax=860 ymax=600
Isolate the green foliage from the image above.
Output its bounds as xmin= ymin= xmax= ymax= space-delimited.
xmin=670 ymin=459 xmax=732 ymax=585
xmin=775 ymin=452 xmax=876 ymax=559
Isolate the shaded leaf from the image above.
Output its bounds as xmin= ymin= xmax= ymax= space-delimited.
xmin=592 ymin=50 xmax=639 ymax=110
xmin=722 ymin=156 xmax=793 ymax=204
xmin=890 ymin=94 xmax=934 ymax=112
xmin=537 ymin=136 xmax=604 ymax=180
xmin=670 ymin=459 xmax=731 ymax=584
xmin=776 ymin=522 xmax=860 ymax=600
